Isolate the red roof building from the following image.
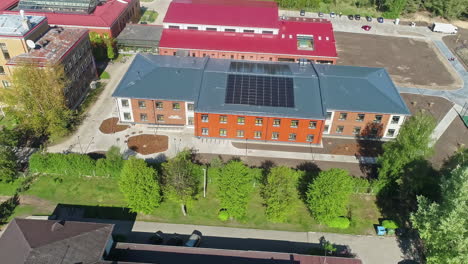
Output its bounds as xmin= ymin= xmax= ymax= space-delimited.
xmin=0 ymin=0 xmax=141 ymax=37
xmin=159 ymin=0 xmax=337 ymax=64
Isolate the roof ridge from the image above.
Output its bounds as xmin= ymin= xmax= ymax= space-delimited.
xmin=367 ymin=68 xmax=409 ymax=114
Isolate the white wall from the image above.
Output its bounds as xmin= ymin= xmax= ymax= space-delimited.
xmin=116 ymin=98 xmax=134 ymax=122
xmin=163 ymin=22 xmax=279 ymax=34
xmin=383 ymin=114 xmax=406 ymax=138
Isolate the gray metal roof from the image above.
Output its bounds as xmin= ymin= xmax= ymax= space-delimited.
xmin=116 ymin=24 xmax=163 ymax=48
xmin=0 ymin=14 xmax=46 ymax=36
xmin=112 ymin=54 xmax=410 ymax=119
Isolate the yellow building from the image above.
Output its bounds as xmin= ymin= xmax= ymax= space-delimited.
xmin=0 ymin=14 xmax=48 ymax=88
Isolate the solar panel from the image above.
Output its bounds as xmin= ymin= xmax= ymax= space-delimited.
xmin=225 ymin=74 xmax=295 ymax=108
xmin=229 ymin=61 xmax=292 ymax=76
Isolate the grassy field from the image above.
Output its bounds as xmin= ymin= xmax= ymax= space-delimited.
xmin=20 ymin=174 xmax=381 ymax=235
xmin=0 ymin=177 xmax=25 ymax=196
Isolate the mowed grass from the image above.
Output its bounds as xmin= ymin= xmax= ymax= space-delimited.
xmin=24 ymin=174 xmax=125 ymax=207
xmin=20 ymin=174 xmax=381 ymax=235
xmin=0 ymin=177 xmax=26 ymax=196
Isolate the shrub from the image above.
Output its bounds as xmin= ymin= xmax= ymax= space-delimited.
xmin=100 ymin=71 xmax=110 ymax=79
xmin=218 ymin=209 xmax=229 ymax=221
xmin=29 ymin=152 xmax=95 ymax=176
xmin=326 ymin=217 xmax=351 ymax=229
xmin=382 ymin=220 xmax=399 ymax=229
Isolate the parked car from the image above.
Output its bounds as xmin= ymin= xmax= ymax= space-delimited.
xmin=348 ymin=15 xmax=354 ymax=20
xmin=300 ymin=9 xmax=305 ymax=16
xmin=140 ymin=21 xmax=147 ymax=25
xmin=330 ymin=12 xmax=336 ymax=18
xmin=377 ymin=17 xmax=384 ymax=23
xmin=185 ymin=231 xmax=202 ymax=247
xmin=318 ymin=12 xmax=324 ymax=17
xmin=362 ymin=25 xmax=371 ymax=31
xmin=366 ymin=16 xmax=372 ymax=22
xmin=149 ymin=232 xmax=164 ymax=245
xmin=354 ymin=14 xmax=361 ymax=20
xmin=166 ymin=234 xmax=183 ymax=246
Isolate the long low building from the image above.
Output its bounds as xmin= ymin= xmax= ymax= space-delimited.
xmin=112 ymin=54 xmax=410 ymax=145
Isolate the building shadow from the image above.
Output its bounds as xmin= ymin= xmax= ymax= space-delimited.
xmin=355 ymin=122 xmax=383 ymax=178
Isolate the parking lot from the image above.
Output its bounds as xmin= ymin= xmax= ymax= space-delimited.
xmin=336 ymin=32 xmax=461 ymax=90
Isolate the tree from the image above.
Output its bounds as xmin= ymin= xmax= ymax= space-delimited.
xmin=217 ymin=161 xmax=254 ymax=220
xmin=162 ymin=150 xmax=201 ymax=216
xmin=119 ymin=157 xmax=161 ymax=214
xmin=0 ymin=65 xmax=75 ymax=139
xmin=0 ymin=146 xmax=17 ymax=183
xmin=306 ymin=169 xmax=354 ymax=223
xmin=384 ymin=0 xmax=408 ymax=18
xmin=410 ymin=166 xmax=468 ymax=264
xmin=0 ymin=127 xmax=19 ymax=147
xmin=378 ymin=113 xmax=436 ymax=187
xmin=96 ymin=146 xmax=124 ymax=177
xmin=262 ymin=166 xmax=301 ymax=223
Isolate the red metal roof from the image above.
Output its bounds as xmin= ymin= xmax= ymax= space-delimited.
xmin=159 ymin=18 xmax=337 ymax=58
xmin=0 ymin=0 xmax=17 ymax=11
xmin=164 ymin=0 xmax=279 ymax=28
xmin=0 ymin=0 xmax=133 ymax=29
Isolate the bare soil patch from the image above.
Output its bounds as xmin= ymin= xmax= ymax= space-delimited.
xmin=431 ymin=117 xmax=468 ymax=169
xmin=336 ymin=32 xmax=461 ymax=89
xmin=401 ymin=93 xmax=454 ymax=123
xmin=443 ymin=27 xmax=468 ymax=71
xmin=127 ymin=134 xmax=168 ymax=155
xmin=99 ymin=117 xmax=130 ymax=134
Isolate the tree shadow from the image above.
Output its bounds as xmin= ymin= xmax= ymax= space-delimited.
xmin=0 ymin=194 xmax=20 ymax=224
xmin=296 ymin=162 xmax=321 ymax=202
xmin=355 ymin=122 xmax=384 ymax=178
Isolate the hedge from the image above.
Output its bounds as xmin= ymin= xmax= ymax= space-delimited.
xmin=326 ymin=217 xmax=351 ymax=229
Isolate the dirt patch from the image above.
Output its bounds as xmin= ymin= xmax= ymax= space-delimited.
xmin=99 ymin=117 xmax=130 ymax=134
xmin=443 ymin=27 xmax=468 ymax=71
xmin=336 ymin=32 xmax=461 ymax=90
xmin=127 ymin=134 xmax=168 ymax=155
xmin=401 ymin=93 xmax=454 ymax=123
xmin=431 ymin=117 xmax=468 ymax=169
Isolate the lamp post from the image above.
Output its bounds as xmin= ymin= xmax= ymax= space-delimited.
xmin=202 ymin=168 xmax=207 ymax=198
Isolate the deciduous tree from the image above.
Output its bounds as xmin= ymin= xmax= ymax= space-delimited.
xmin=119 ymin=157 xmax=161 ymax=214
xmin=306 ymin=168 xmax=354 ymax=223
xmin=0 ymin=146 xmax=17 ymax=183
xmin=262 ymin=166 xmax=301 ymax=223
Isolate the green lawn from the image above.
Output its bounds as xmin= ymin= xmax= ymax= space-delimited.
xmin=140 ymin=10 xmax=158 ymax=23
xmin=8 ymin=205 xmax=51 ymax=221
xmin=0 ymin=177 xmax=25 ymax=196
xmin=20 ymin=174 xmax=380 ymax=235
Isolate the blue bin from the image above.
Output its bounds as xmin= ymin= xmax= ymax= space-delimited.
xmin=376 ymin=226 xmax=386 ymax=236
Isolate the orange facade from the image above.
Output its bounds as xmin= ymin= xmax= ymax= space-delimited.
xmin=194 ymin=113 xmax=324 ymax=144
xmin=159 ymin=48 xmax=337 ymax=64
xmin=328 ymin=111 xmax=391 ymax=137
xmin=130 ymin=99 xmax=189 ymax=125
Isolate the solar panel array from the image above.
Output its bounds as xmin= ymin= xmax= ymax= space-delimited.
xmin=225 ymin=74 xmax=295 ymax=108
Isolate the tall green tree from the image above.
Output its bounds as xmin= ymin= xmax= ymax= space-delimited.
xmin=0 ymin=146 xmax=17 ymax=183
xmin=0 ymin=65 xmax=75 ymax=139
xmin=306 ymin=168 xmax=354 ymax=223
xmin=410 ymin=166 xmax=468 ymax=264
xmin=217 ymin=160 xmax=254 ymax=220
xmin=119 ymin=157 xmax=161 ymax=214
xmin=378 ymin=113 xmax=436 ymax=187
xmin=162 ymin=150 xmax=201 ymax=216
xmin=96 ymin=146 xmax=124 ymax=177
xmin=262 ymin=166 xmax=301 ymax=223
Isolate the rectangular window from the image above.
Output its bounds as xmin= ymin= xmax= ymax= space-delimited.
xmin=290 ymin=120 xmax=299 ymax=128
xmin=156 ymin=102 xmax=163 ymax=109
xmin=353 ymin=126 xmax=361 ymax=135
xmin=2 ymin=80 xmax=11 ymax=88
xmin=173 ymin=52 xmax=177 ymax=56
xmin=374 ymin=115 xmax=383 ymax=123
xmin=288 ymin=133 xmax=297 ymax=141
xmin=206 ymin=27 xmax=217 ymax=31
xmin=172 ymin=103 xmax=180 ymax=110
xmin=243 ymin=29 xmax=255 ymax=33
xmin=241 ymin=55 xmax=245 ymax=60
xmin=187 ymin=103 xmax=195 ymax=111
xmin=201 ymin=114 xmax=209 ymax=122
xmin=391 ymin=116 xmax=400 ymax=124
xmin=157 ymin=114 xmax=164 ymax=122
xmin=230 ymin=55 xmax=234 ymax=59
xmin=121 ymin=99 xmax=129 ymax=107
xmin=309 ymin=121 xmax=317 ymax=129
xmin=339 ymin=113 xmax=348 ymax=120
xmin=273 ymin=119 xmax=281 ymax=127
xmin=188 ymin=117 xmax=194 ymax=126
xmin=336 ymin=126 xmax=344 ymax=134
xmin=237 ymin=130 xmax=244 ymax=137
xmin=306 ymin=134 xmax=314 ymax=142
xmin=237 ymin=116 xmax=245 ymax=125
xmin=187 ymin=26 xmax=198 ymax=30
xmin=386 ymin=129 xmax=396 ymax=137
xmin=138 ymin=101 xmax=146 ymax=109
xmin=0 ymin=43 xmax=10 ymax=60
xmin=192 ymin=53 xmax=196 ymax=57
xmin=140 ymin=113 xmax=148 ymax=121
xmin=168 ymin=25 xmax=179 ymax=29
xmin=323 ymin=125 xmax=329 ymax=134
xmin=254 ymin=131 xmax=262 ymax=138
xmin=326 ymin=111 xmax=332 ymax=120
xmin=297 ymin=35 xmax=314 ymax=51
xmin=370 ymin=127 xmax=379 ymax=136
xmin=224 ymin=28 xmax=236 ymax=32
xmin=0 ymin=66 xmax=5 ymax=75
xmin=219 ymin=129 xmax=227 ymax=137
xmin=262 ymin=30 xmax=274 ymax=34
xmin=123 ymin=112 xmax=131 ymax=120
xmin=255 ymin=118 xmax=263 ymax=126
xmin=219 ymin=115 xmax=227 ymax=123
xmin=202 ymin=128 xmax=209 ymax=135
xmin=271 ymin=132 xmax=279 ymax=140
xmin=356 ymin=114 xmax=365 ymax=122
